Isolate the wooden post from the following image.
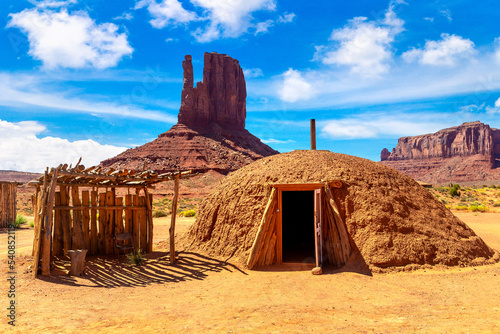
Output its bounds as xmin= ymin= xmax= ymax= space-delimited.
xmin=277 ymin=189 xmax=283 ymax=264
xmin=115 ymin=197 xmax=124 ymax=235
xmin=90 ymin=190 xmax=98 ymax=255
xmin=310 ymin=119 xmax=316 ymax=150
xmin=53 ymin=192 xmax=63 ymax=256
xmin=41 ymin=169 xmax=59 ymax=276
xmin=71 ymin=186 xmax=85 ymax=250
xmin=60 ymin=186 xmax=72 ymax=255
xmin=98 ymin=193 xmax=107 ymax=254
xmin=32 ymin=173 xmax=47 ymax=278
xmin=144 ymin=187 xmax=154 ymax=253
xmin=82 ymin=191 xmax=90 ymax=250
xmin=124 ymin=194 xmax=133 ymax=234
xmin=169 ymin=174 xmax=180 ymax=264
xmin=132 ymin=195 xmax=140 ymax=250
xmin=105 ymin=190 xmax=115 ymax=255
xmin=139 ymin=196 xmax=147 ymax=253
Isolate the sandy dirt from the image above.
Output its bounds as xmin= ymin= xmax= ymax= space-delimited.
xmin=1 ymin=212 xmax=499 ymax=333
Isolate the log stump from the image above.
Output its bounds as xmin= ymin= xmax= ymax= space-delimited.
xmin=67 ymin=249 xmax=88 ymax=276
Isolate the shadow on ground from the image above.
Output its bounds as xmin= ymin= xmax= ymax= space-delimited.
xmin=38 ymin=251 xmax=247 ymax=288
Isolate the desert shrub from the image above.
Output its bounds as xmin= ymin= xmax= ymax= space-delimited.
xmin=436 ymin=186 xmax=449 ymax=193
xmin=126 ymin=251 xmax=145 ymax=266
xmin=449 ymin=184 xmax=461 ymax=197
xmin=469 ymin=205 xmax=489 ymax=212
xmin=440 ymin=199 xmax=448 ymax=204
xmin=13 ymin=215 xmax=28 ymax=228
xmin=29 ymin=221 xmax=35 ymax=228
xmin=179 ymin=209 xmax=196 ymax=217
xmin=492 ymin=202 xmax=500 ymax=207
xmin=153 ymin=210 xmax=168 ymax=218
xmin=434 ymin=193 xmax=441 ymax=198
xmin=453 ymin=203 xmax=469 ymax=210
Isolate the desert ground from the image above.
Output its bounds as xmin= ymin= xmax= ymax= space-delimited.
xmin=1 ymin=211 xmax=499 ymax=333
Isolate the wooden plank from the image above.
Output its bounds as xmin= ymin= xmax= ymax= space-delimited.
xmin=259 ymin=213 xmax=277 ymax=266
xmin=115 ymin=197 xmax=124 ymax=236
xmin=71 ymin=186 xmax=85 ymax=250
xmin=132 ymin=195 xmax=140 ymax=251
xmin=324 ymin=185 xmax=351 ymax=264
xmin=277 ymin=189 xmax=283 ymax=264
xmin=41 ymin=169 xmax=59 ymax=276
xmin=139 ymin=196 xmax=147 ymax=253
xmin=98 ymin=193 xmax=107 ymax=254
xmin=144 ymin=188 xmax=154 ymax=253
xmin=52 ymin=192 xmax=63 ymax=256
xmin=169 ymin=174 xmax=180 ymax=264
xmin=124 ymin=194 xmax=133 ymax=234
xmin=31 ymin=190 xmax=41 ymax=256
xmin=270 ymin=182 xmax=343 ymax=190
xmin=60 ymin=186 xmax=72 ymax=255
xmin=82 ymin=191 xmax=90 ymax=250
xmin=90 ymin=191 xmax=98 ymax=255
xmin=105 ymin=190 xmax=115 ymax=255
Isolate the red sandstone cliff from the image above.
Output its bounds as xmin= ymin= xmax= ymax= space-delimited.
xmin=380 ymin=122 xmax=500 ymax=183
xmin=101 ymin=52 xmax=278 ymax=174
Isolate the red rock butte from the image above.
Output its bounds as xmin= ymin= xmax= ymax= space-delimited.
xmin=380 ymin=121 xmax=500 ymax=183
xmin=101 ymin=52 xmax=278 ymax=174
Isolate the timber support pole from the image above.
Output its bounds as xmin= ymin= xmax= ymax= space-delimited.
xmin=169 ymin=173 xmax=180 ymax=264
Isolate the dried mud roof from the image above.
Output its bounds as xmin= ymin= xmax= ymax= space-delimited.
xmin=185 ymin=150 xmax=498 ymax=271
xmin=29 ymin=162 xmax=198 ymax=188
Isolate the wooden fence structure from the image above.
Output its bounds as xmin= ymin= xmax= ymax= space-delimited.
xmin=0 ymin=182 xmax=18 ymax=228
xmin=30 ymin=163 xmax=197 ymax=277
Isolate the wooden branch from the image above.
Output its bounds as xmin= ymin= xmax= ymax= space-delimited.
xmin=41 ymin=168 xmax=59 ymax=276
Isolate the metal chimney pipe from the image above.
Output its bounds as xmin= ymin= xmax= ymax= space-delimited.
xmin=310 ymin=119 xmax=316 ymax=150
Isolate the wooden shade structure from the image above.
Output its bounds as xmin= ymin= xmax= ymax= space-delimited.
xmin=247 ymin=180 xmax=351 ymax=269
xmin=0 ymin=182 xmax=19 ymax=228
xmin=30 ymin=162 xmax=198 ymax=277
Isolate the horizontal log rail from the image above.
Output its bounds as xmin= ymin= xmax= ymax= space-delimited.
xmin=53 ymin=205 xmax=147 ymax=210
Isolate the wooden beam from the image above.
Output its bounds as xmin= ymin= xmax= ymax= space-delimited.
xmin=270 ymin=182 xmax=342 ymax=190
xmin=247 ymin=188 xmax=277 ymax=269
xmin=41 ymin=168 xmax=59 ymax=276
xmin=169 ymin=173 xmax=180 ymax=264
xmin=277 ymin=189 xmax=283 ymax=264
xmin=324 ymin=185 xmax=351 ymax=264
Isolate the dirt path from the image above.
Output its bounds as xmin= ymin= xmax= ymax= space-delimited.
xmin=1 ymin=213 xmax=499 ymax=333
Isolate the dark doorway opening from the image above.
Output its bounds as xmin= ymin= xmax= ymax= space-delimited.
xmin=281 ymin=191 xmax=315 ymax=263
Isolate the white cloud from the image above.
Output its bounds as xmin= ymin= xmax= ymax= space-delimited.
xmin=320 ymin=113 xmax=450 ymax=140
xmin=243 ymin=68 xmax=263 ymax=78
xmin=0 ymin=72 xmax=177 ymax=123
xmin=135 ymin=0 xmax=198 ymax=28
xmin=255 ymin=19 xmax=274 ymax=35
xmin=114 ymin=12 xmax=134 ymax=21
xmin=316 ymin=3 xmax=404 ymax=77
xmin=495 ymin=97 xmax=500 ymax=107
xmin=440 ymin=9 xmax=452 ymax=22
xmin=8 ymin=8 xmax=133 ymax=69
xmin=278 ymin=69 xmax=316 ymax=102
xmin=261 ymin=138 xmax=295 ymax=144
xmin=0 ymin=119 xmax=126 ymax=173
xmin=485 ymin=98 xmax=500 ymax=115
xmin=424 ymin=17 xmax=434 ymax=23
xmin=278 ymin=12 xmax=295 ymax=23
xmin=30 ymin=0 xmax=77 ymax=8
xmin=402 ymin=33 xmax=475 ymax=66
xmin=191 ymin=0 xmax=276 ymax=42
xmin=495 ymin=37 xmax=500 ymax=64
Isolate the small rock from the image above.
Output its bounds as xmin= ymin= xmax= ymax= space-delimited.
xmin=312 ymin=267 xmax=322 ymax=275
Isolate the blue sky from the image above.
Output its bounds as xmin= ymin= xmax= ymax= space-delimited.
xmin=1 ymin=0 xmax=500 ymax=172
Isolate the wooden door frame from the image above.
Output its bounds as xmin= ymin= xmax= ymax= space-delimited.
xmin=271 ymin=183 xmax=324 ymax=265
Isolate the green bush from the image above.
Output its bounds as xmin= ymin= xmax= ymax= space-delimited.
xmin=436 ymin=186 xmax=449 ymax=193
xmin=153 ymin=210 xmax=168 ymax=218
xmin=126 ymin=251 xmax=145 ymax=266
xmin=449 ymin=184 xmax=461 ymax=197
xmin=13 ymin=215 xmax=28 ymax=228
xmin=179 ymin=209 xmax=196 ymax=217
xmin=29 ymin=221 xmax=35 ymax=228
xmin=493 ymin=202 xmax=500 ymax=207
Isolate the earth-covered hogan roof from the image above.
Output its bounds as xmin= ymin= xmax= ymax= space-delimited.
xmin=184 ymin=150 xmax=498 ymax=271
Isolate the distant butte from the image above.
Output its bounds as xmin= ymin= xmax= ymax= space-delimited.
xmin=101 ymin=52 xmax=278 ymax=174
xmin=380 ymin=121 xmax=500 ymax=183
